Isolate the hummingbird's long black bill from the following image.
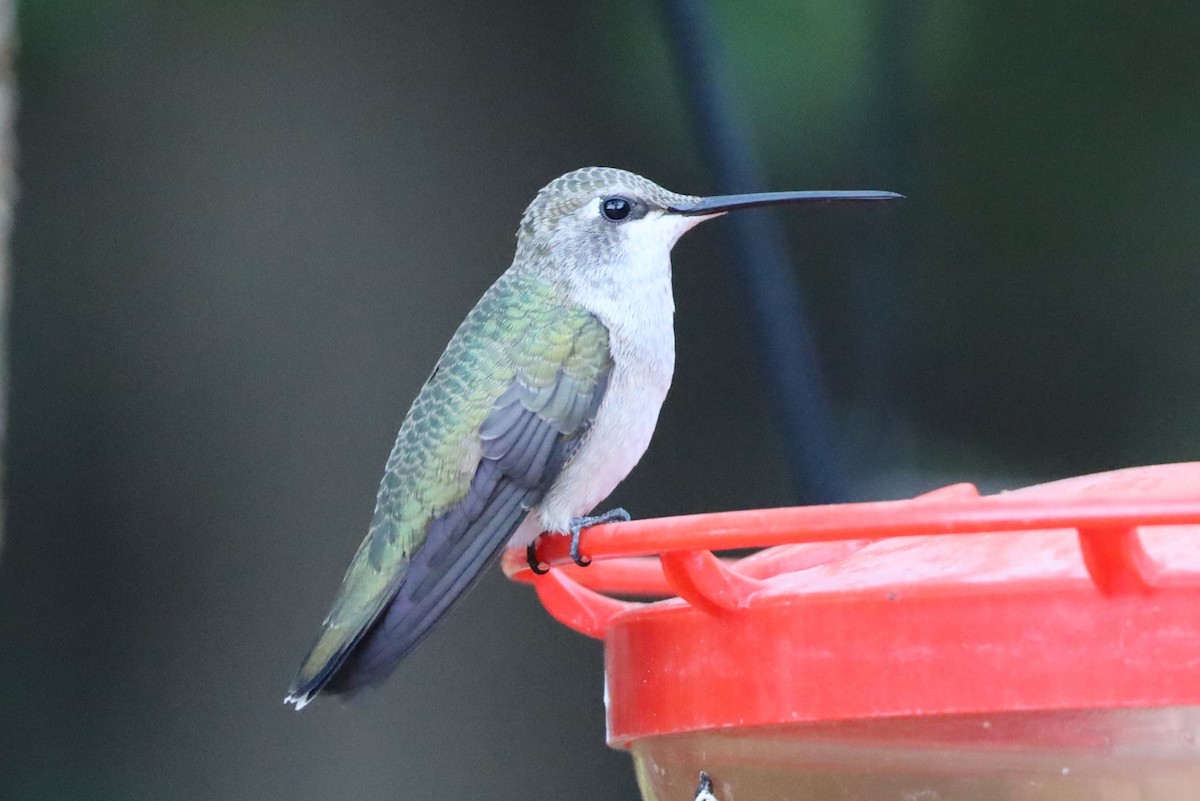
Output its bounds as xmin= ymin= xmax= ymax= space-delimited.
xmin=668 ymin=189 xmax=903 ymax=216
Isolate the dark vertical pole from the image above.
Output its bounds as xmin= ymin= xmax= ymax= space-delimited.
xmin=659 ymin=0 xmax=850 ymax=503
xmin=0 ymin=0 xmax=12 ymax=553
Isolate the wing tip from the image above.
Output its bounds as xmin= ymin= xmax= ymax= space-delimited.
xmin=283 ymin=689 xmax=313 ymax=710
xmin=284 ymin=668 xmax=326 ymax=710
xmin=284 ymin=635 xmax=356 ymax=711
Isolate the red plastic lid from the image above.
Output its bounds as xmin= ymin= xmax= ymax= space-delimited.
xmin=504 ymin=463 xmax=1200 ymax=747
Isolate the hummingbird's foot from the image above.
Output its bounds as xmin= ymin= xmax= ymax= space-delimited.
xmin=567 ymin=507 xmax=631 ymax=567
xmin=526 ymin=540 xmax=549 ymax=575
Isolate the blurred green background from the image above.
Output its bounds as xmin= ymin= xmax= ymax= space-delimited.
xmin=3 ymin=1 xmax=1200 ymax=798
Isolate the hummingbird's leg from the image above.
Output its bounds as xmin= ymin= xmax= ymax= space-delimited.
xmin=567 ymin=507 xmax=631 ymax=567
xmin=526 ymin=539 xmax=550 ymax=575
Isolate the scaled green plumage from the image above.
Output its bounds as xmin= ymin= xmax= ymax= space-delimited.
xmin=288 ymin=266 xmax=611 ymax=703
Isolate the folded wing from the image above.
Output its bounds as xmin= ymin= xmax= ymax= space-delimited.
xmin=286 ymin=276 xmax=611 ymax=706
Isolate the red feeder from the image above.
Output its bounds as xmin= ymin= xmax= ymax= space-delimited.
xmin=504 ymin=463 xmax=1200 ymax=801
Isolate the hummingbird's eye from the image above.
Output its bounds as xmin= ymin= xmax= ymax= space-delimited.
xmin=601 ymin=196 xmax=633 ymax=222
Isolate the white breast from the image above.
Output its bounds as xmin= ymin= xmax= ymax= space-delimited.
xmin=539 ymin=336 xmax=673 ymax=531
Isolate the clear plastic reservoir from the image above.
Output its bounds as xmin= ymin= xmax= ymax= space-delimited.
xmin=632 ymin=708 xmax=1200 ymax=801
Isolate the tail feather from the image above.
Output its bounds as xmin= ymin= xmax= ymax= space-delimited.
xmin=326 ymin=482 xmax=530 ymax=694
xmin=284 ymin=460 xmax=535 ymax=707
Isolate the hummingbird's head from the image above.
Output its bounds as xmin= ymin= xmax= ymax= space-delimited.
xmin=516 ymin=167 xmax=707 ymax=274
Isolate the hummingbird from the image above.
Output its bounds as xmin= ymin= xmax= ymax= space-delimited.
xmin=285 ymin=167 xmax=900 ymax=708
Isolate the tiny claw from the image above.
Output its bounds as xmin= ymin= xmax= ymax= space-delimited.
xmin=569 ymin=531 xmax=592 ymax=568
xmin=526 ymin=540 xmax=549 ymax=575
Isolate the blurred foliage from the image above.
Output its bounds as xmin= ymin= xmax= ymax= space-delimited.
xmin=599 ymin=1 xmax=878 ymax=170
